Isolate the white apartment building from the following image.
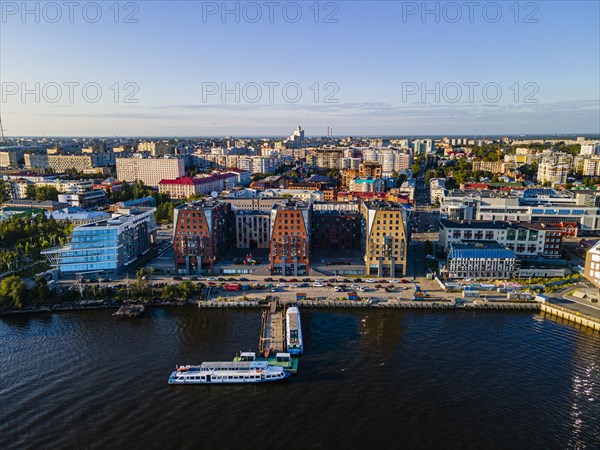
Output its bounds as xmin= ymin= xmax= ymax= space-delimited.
xmin=584 ymin=241 xmax=600 ymax=287
xmin=430 ymin=178 xmax=447 ymax=204
xmin=439 ymin=219 xmax=563 ymax=259
xmin=537 ymin=152 xmax=573 ymax=185
xmin=0 ymin=151 xmax=18 ymax=168
xmin=581 ymin=158 xmax=600 ymax=176
xmin=116 ymin=157 xmax=185 ymax=187
xmin=341 ymin=157 xmax=361 ymax=170
xmin=348 ymin=177 xmax=385 ymax=193
xmin=362 ymin=148 xmax=413 ymax=177
xmin=261 ymin=189 xmax=324 ymax=202
xmin=137 ymin=141 xmax=175 ymax=156
xmin=24 ymin=154 xmax=110 ymax=172
xmin=580 ymin=142 xmax=600 ymax=157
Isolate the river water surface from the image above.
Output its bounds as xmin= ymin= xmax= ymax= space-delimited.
xmin=1 ymin=308 xmax=599 ymax=449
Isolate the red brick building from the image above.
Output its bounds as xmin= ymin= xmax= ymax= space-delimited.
xmin=173 ymin=199 xmax=232 ymax=274
xmin=269 ymin=201 xmax=310 ymax=275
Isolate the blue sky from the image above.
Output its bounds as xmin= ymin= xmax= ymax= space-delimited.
xmin=1 ymin=1 xmax=599 ymax=136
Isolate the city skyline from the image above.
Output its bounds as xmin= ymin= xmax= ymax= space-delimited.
xmin=1 ymin=1 xmax=599 ymax=136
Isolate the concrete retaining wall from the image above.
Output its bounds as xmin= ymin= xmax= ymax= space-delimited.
xmin=541 ymin=303 xmax=600 ymax=331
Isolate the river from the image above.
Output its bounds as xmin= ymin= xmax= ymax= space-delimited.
xmin=1 ymin=308 xmax=598 ymax=449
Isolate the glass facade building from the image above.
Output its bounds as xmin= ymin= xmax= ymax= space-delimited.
xmin=43 ymin=208 xmax=157 ymax=276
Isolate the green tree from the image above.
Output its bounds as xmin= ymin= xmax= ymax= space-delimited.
xmin=25 ymin=184 xmax=37 ymax=199
xmin=35 ymin=186 xmax=59 ymax=201
xmin=162 ymin=284 xmax=178 ymax=300
xmin=0 ymin=181 xmax=11 ymax=203
xmin=411 ymin=163 xmax=422 ymax=176
xmin=0 ymin=276 xmax=25 ymax=309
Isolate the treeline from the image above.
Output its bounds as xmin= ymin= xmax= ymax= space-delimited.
xmin=0 ymin=214 xmax=73 ymax=273
xmin=0 ymin=273 xmax=205 ymax=311
xmin=0 ymin=276 xmax=56 ymax=310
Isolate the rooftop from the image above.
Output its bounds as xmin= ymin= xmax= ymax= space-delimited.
xmin=448 ymin=243 xmax=515 ymax=260
xmin=175 ymin=199 xmax=225 ymax=211
xmin=363 ymin=200 xmax=410 ymax=211
xmin=440 ymin=219 xmax=516 ymax=230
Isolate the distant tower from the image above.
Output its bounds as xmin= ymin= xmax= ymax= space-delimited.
xmin=0 ymin=115 xmax=5 ymax=142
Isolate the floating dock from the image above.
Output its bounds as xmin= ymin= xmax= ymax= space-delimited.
xmin=113 ymin=304 xmax=145 ymax=317
xmin=259 ymin=301 xmax=286 ymax=356
xmin=234 ymin=351 xmax=299 ymax=374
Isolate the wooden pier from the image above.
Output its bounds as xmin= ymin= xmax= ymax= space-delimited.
xmin=259 ymin=301 xmax=286 ymax=356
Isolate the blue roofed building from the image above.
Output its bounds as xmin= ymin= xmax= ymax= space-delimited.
xmin=445 ymin=243 xmax=517 ymax=280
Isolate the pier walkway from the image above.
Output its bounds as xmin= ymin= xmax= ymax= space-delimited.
xmin=259 ymin=301 xmax=286 ymax=355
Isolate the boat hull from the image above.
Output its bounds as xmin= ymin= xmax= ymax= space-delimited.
xmin=168 ymin=371 xmax=290 ymax=385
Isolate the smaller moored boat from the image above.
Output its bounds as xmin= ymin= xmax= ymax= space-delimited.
xmin=234 ymin=351 xmax=299 ymax=374
xmin=286 ymin=306 xmax=303 ymax=355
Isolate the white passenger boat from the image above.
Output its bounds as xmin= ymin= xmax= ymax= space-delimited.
xmin=168 ymin=360 xmax=290 ymax=384
xmin=286 ymin=306 xmax=303 ymax=355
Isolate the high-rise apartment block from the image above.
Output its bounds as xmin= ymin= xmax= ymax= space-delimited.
xmin=0 ymin=151 xmax=18 ymax=168
xmin=537 ymin=152 xmax=573 ymax=185
xmin=116 ymin=157 xmax=185 ymax=187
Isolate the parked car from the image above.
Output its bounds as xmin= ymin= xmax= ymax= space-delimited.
xmin=239 ymin=278 xmax=249 ymax=282
xmin=378 ymin=279 xmax=388 ymax=283
xmin=279 ymin=278 xmax=287 ymax=282
xmin=302 ymin=278 xmax=311 ymax=282
xmin=265 ymin=278 xmax=273 ymax=282
xmin=333 ymin=286 xmax=342 ymax=292
xmin=289 ymin=278 xmax=298 ymax=282
xmin=350 ymin=284 xmax=360 ymax=290
xmin=207 ymin=277 xmax=217 ymax=281
xmin=313 ymin=282 xmax=324 ymax=287
xmin=190 ymin=276 xmax=198 ymax=281
xmin=299 ymin=283 xmax=309 ymax=288
xmin=276 ymin=283 xmax=286 ymax=288
xmin=227 ymin=278 xmax=236 ymax=281
xmin=389 ymin=279 xmax=399 ymax=284
xmin=365 ymin=279 xmax=376 ymax=283
xmin=343 ymin=278 xmax=351 ymax=283
xmin=353 ymin=278 xmax=362 ymax=283
xmin=173 ymin=276 xmax=182 ymax=281
xmin=359 ymin=287 xmax=366 ymax=292
xmin=290 ymin=284 xmax=298 ymax=288
xmin=400 ymin=279 xmax=410 ymax=283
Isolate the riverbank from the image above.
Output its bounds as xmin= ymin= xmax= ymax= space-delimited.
xmin=0 ymin=299 xmax=197 ymax=317
xmin=2 ymin=297 xmax=598 ymax=332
